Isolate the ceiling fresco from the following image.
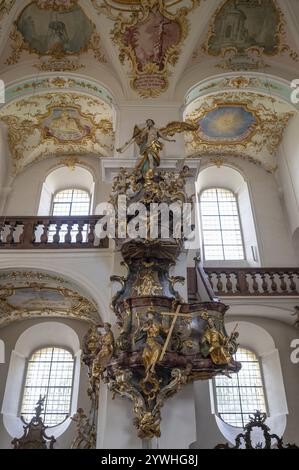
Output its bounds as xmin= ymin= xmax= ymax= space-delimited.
xmin=0 ymin=1 xmax=298 ymax=96
xmin=191 ymin=0 xmax=298 ymax=72
xmin=0 ymin=270 xmax=100 ymax=328
xmin=94 ymin=0 xmax=202 ymax=97
xmin=3 ymin=0 xmax=106 ymax=72
xmin=0 ymin=92 xmax=114 ymax=175
xmin=184 ymin=92 xmax=294 ymax=172
xmin=197 ymin=104 xmax=257 ymax=144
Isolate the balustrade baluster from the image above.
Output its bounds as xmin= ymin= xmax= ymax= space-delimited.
xmin=65 ymin=223 xmax=73 ymax=244
xmin=88 ymin=221 xmax=96 ymax=245
xmin=261 ymin=273 xmax=268 ymax=294
xmin=76 ymin=222 xmax=84 ymax=244
xmin=53 ymin=223 xmax=62 ymax=244
xmin=40 ymin=223 xmax=49 ymax=244
xmin=236 ymin=271 xmax=249 ymax=294
xmin=6 ymin=222 xmax=16 ymax=244
xmin=252 ymin=273 xmax=259 ymax=293
xmin=279 ymin=273 xmax=287 ymax=293
xmin=216 ymin=273 xmax=224 ymax=294
xmin=289 ymin=272 xmax=297 ymax=294
xmin=225 ymin=272 xmax=233 ymax=294
xmin=269 ymin=272 xmax=278 ymax=293
xmin=19 ymin=220 xmax=36 ymax=247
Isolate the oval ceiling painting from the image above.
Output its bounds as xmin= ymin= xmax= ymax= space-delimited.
xmin=16 ymin=1 xmax=94 ymax=56
xmin=198 ymin=105 xmax=257 ymax=144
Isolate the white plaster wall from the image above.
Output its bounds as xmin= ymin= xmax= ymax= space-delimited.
xmin=234 ymin=161 xmax=297 ymax=266
xmin=277 ymin=114 xmax=299 ymax=243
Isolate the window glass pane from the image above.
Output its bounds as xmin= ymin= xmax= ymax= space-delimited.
xmin=222 ymin=231 xmax=242 ymax=245
xmin=54 ymin=190 xmax=73 ymax=203
xmin=21 ymin=347 xmax=74 ymax=427
xmin=203 ymin=231 xmax=223 ymax=245
xmin=223 ymin=246 xmax=244 ymax=260
xmin=200 ymin=202 xmax=219 ymax=216
xmin=200 ymin=188 xmax=244 ymax=261
xmin=201 ymin=216 xmax=220 ymax=230
xmin=71 ymin=203 xmax=90 ymax=215
xmin=52 ymin=203 xmax=71 ymax=216
xmin=204 ymin=246 xmax=224 ymax=260
xmin=215 ymin=348 xmax=266 ymax=428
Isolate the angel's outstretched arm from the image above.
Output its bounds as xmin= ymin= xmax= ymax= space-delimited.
xmin=158 ymin=131 xmax=176 ymax=143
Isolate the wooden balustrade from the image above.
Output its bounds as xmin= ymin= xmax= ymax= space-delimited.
xmin=187 ymin=267 xmax=299 ymax=299
xmin=0 ymin=216 xmax=108 ymax=249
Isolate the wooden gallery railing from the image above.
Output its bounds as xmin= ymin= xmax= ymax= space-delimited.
xmin=187 ymin=266 xmax=299 ymax=299
xmin=0 ymin=216 xmax=108 ymax=249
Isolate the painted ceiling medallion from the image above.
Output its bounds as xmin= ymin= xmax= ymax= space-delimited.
xmin=198 ymin=104 xmax=257 ymax=144
xmin=0 ymin=270 xmax=99 ymax=328
xmin=185 ymin=93 xmax=294 ymax=173
xmin=40 ymin=106 xmax=94 ymax=144
xmin=94 ymin=0 xmax=201 ymax=97
xmin=202 ymin=0 xmax=298 ymax=66
xmin=6 ymin=1 xmax=106 ymax=69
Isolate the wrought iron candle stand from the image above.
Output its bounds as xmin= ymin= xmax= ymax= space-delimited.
xmin=12 ymin=396 xmax=56 ymax=449
xmin=215 ymin=411 xmax=299 ymax=449
xmin=83 ymin=165 xmax=241 ymax=443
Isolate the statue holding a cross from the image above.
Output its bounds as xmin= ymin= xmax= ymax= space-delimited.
xmin=141 ymin=303 xmax=193 ymax=380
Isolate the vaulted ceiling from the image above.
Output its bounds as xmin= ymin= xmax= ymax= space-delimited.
xmin=0 ymin=0 xmax=298 ymax=175
xmin=1 ymin=0 xmax=299 ymax=99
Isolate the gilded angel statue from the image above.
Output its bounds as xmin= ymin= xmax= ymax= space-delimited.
xmin=116 ymin=119 xmax=198 ymax=174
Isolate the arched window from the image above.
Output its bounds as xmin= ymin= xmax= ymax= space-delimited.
xmin=21 ymin=347 xmax=74 ymax=427
xmin=200 ymin=188 xmax=245 ymax=261
xmin=214 ymin=348 xmax=266 ymax=428
xmin=49 ymin=188 xmax=90 ymax=242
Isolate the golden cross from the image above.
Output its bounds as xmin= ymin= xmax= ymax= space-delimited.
xmin=159 ymin=305 xmax=193 ymax=362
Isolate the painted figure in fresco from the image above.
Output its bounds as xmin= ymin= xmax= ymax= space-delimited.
xmin=44 ymin=109 xmax=91 ymax=142
xmin=116 ymin=119 xmax=198 ymax=173
xmin=141 ymin=310 xmax=168 ymax=376
xmin=202 ymin=317 xmax=233 ymax=366
xmin=48 ymin=110 xmax=81 ymax=134
xmin=47 ymin=20 xmax=69 ymax=52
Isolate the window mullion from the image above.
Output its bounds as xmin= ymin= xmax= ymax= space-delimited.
xmin=216 ymin=189 xmax=225 ymax=260
xmin=43 ymin=348 xmax=54 ymax=422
